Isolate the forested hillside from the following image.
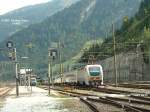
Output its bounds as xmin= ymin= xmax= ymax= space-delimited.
xmin=0 ymin=0 xmax=79 ymax=41
xmin=80 ymin=0 xmax=150 ymax=64
xmin=0 ymin=0 xmax=141 ymax=76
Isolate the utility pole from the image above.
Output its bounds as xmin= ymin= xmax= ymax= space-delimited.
xmin=28 ymin=69 xmax=31 ymax=91
xmin=112 ymin=23 xmax=118 ymax=87
xmin=136 ymin=43 xmax=140 ymax=81
xmin=58 ymin=42 xmax=63 ymax=84
xmin=14 ymin=48 xmax=19 ymax=96
xmin=48 ymin=49 xmax=52 ymax=95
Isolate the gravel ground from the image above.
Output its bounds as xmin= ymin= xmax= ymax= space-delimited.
xmin=61 ymin=98 xmax=92 ymax=112
xmin=0 ymin=87 xmax=92 ymax=112
xmin=116 ymin=100 xmax=150 ymax=110
xmin=87 ymin=100 xmax=125 ymax=112
xmin=106 ymin=86 xmax=150 ymax=95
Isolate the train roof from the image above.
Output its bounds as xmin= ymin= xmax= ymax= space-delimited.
xmin=86 ymin=64 xmax=102 ymax=67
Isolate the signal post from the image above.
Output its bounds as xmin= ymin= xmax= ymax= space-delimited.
xmin=6 ymin=41 xmax=19 ymax=96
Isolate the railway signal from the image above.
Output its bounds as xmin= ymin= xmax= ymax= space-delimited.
xmin=49 ymin=48 xmax=58 ymax=60
xmin=6 ymin=41 xmax=13 ymax=49
xmin=6 ymin=41 xmax=19 ymax=96
xmin=48 ymin=47 xmax=58 ymax=95
xmin=47 ymin=41 xmax=65 ymax=95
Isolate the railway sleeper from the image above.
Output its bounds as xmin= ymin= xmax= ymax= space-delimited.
xmin=53 ymin=89 xmax=99 ymax=112
xmin=80 ymin=98 xmax=99 ymax=112
xmin=130 ymin=95 xmax=150 ymax=101
xmin=87 ymin=97 xmax=144 ymax=112
xmin=106 ymin=96 xmax=150 ymax=105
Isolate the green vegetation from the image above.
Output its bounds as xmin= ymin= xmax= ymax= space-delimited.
xmin=52 ymin=39 xmax=103 ymax=75
xmin=0 ymin=0 xmax=79 ymax=42
xmin=80 ymin=0 xmax=150 ymax=64
xmin=0 ymin=0 xmax=142 ymax=78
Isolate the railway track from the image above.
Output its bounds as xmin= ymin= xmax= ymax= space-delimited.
xmin=87 ymin=97 xmax=150 ymax=112
xmin=106 ymin=96 xmax=150 ymax=105
xmin=115 ymin=83 xmax=150 ymax=89
xmin=41 ymin=85 xmax=150 ymax=100
xmin=47 ymin=88 xmax=100 ymax=112
xmin=51 ymin=89 xmax=124 ymax=112
xmin=94 ymin=86 xmax=146 ymax=96
xmin=130 ymin=95 xmax=150 ymax=102
xmin=0 ymin=87 xmax=12 ymax=97
xmin=40 ymin=86 xmax=150 ymax=112
xmin=41 ymin=84 xmax=150 ymax=96
xmin=78 ymin=86 xmax=150 ymax=96
xmin=80 ymin=98 xmax=99 ymax=112
xmin=74 ymin=86 xmax=150 ymax=98
xmin=59 ymin=90 xmax=150 ymax=112
xmin=105 ymin=96 xmax=150 ymax=111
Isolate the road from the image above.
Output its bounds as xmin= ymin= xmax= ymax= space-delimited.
xmin=0 ymin=86 xmax=91 ymax=112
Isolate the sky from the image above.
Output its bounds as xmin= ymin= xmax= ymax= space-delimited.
xmin=0 ymin=0 xmax=52 ymax=15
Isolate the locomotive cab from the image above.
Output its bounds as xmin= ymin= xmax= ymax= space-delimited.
xmin=86 ymin=65 xmax=103 ymax=86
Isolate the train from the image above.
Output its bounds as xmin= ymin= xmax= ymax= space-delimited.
xmin=54 ymin=64 xmax=103 ymax=87
xmin=30 ymin=77 xmax=37 ymax=86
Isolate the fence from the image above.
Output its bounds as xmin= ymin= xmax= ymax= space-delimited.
xmin=0 ymin=61 xmax=15 ymax=86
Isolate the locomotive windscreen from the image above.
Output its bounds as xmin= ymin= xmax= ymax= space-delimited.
xmin=88 ymin=67 xmax=101 ymax=76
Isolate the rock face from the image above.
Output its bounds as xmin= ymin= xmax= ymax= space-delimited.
xmin=100 ymin=49 xmax=150 ymax=83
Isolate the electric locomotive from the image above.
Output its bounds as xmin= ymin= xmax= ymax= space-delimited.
xmin=54 ymin=64 xmax=103 ymax=86
xmin=77 ymin=64 xmax=103 ymax=86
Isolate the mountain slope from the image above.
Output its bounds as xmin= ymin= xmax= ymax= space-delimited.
xmin=80 ymin=0 xmax=150 ymax=64
xmin=1 ymin=0 xmax=142 ymax=75
xmin=0 ymin=0 xmax=79 ymax=41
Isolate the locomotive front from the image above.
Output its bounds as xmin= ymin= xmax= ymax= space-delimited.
xmin=86 ymin=65 xmax=103 ymax=86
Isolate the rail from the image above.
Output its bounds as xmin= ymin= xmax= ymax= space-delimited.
xmin=0 ymin=87 xmax=12 ymax=97
xmin=40 ymin=86 xmax=150 ymax=112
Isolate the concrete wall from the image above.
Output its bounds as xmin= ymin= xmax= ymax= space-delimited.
xmin=99 ymin=50 xmax=150 ymax=83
